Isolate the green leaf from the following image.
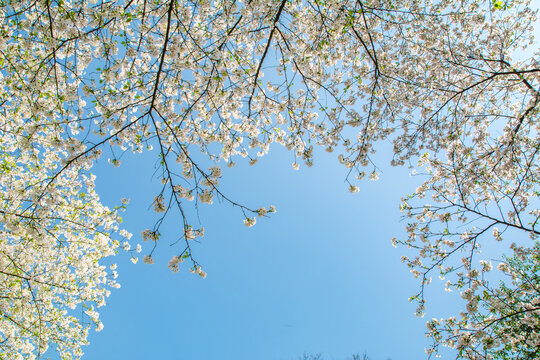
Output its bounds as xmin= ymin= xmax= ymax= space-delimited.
xmin=493 ymin=0 xmax=503 ymax=9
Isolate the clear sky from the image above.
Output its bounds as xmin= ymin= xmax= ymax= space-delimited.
xmin=82 ymin=141 xmax=462 ymax=360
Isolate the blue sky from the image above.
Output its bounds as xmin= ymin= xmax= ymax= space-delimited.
xmin=83 ymin=142 xmax=461 ymax=360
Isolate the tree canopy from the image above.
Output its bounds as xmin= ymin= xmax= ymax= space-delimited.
xmin=0 ymin=0 xmax=539 ymax=359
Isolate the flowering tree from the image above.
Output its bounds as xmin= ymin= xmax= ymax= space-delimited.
xmin=0 ymin=115 xmax=126 ymax=359
xmin=425 ymin=242 xmax=540 ymax=359
xmin=0 ymin=0 xmax=538 ymax=358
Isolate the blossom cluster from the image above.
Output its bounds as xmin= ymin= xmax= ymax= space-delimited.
xmin=0 ymin=115 xmax=130 ymax=358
